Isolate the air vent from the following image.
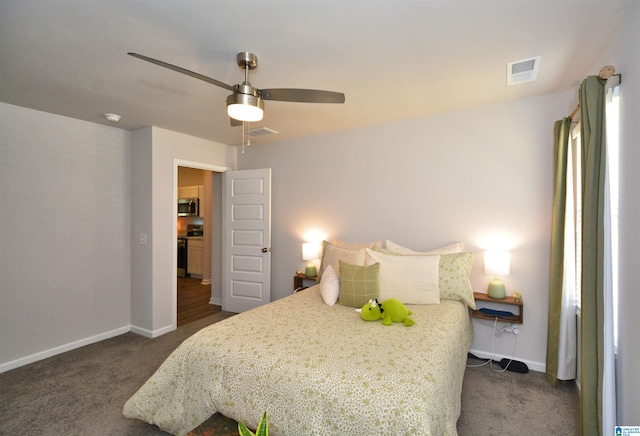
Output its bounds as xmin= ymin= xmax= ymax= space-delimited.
xmin=245 ymin=126 xmax=279 ymax=138
xmin=507 ymin=56 xmax=541 ymax=86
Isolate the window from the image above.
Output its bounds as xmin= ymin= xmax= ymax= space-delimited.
xmin=569 ymin=121 xmax=582 ymax=311
xmin=605 ymin=83 xmax=620 ymax=349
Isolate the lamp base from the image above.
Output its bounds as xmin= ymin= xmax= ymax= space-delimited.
xmin=305 ymin=262 xmax=317 ymax=278
xmin=488 ymin=278 xmax=506 ymax=299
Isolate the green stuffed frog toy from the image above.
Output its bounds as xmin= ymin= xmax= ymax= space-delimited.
xmin=356 ymin=298 xmax=415 ymax=326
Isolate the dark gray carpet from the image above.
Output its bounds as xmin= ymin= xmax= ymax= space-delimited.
xmin=0 ymin=314 xmax=579 ymax=435
xmin=459 ymin=357 xmax=579 ymax=435
xmin=0 ymin=313 xmax=235 ymax=436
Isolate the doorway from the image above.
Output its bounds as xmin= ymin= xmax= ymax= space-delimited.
xmin=177 ymin=276 xmax=218 ymax=325
xmin=175 ymin=162 xmax=226 ymax=326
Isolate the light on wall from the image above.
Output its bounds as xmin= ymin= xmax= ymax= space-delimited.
xmin=302 ymin=242 xmax=321 ymax=277
xmin=484 ymin=251 xmax=510 ymax=300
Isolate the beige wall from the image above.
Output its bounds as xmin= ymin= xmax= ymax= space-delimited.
xmin=0 ymin=110 xmax=235 ymax=370
xmin=131 ymin=126 xmax=235 ymax=336
xmin=0 ymin=103 xmax=131 ymax=370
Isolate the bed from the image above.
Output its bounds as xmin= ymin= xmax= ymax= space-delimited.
xmin=124 ymin=241 xmax=475 ymax=436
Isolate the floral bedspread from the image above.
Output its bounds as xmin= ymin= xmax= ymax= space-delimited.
xmin=123 ymin=285 xmax=473 ymax=435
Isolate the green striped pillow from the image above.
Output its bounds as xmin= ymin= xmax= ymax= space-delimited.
xmin=338 ymin=261 xmax=380 ymax=308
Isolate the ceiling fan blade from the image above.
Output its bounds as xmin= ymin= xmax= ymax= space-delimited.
xmin=259 ymin=88 xmax=345 ymax=104
xmin=128 ymin=52 xmax=234 ymax=91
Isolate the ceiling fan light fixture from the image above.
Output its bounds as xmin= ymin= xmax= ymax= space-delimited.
xmin=227 ymin=93 xmax=264 ymax=122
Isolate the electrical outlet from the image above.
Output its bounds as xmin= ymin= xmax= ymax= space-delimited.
xmin=493 ymin=323 xmax=521 ymax=337
xmin=506 ymin=325 xmax=521 ymax=335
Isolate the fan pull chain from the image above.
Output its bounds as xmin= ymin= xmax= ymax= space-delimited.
xmin=241 ymin=121 xmax=251 ymax=154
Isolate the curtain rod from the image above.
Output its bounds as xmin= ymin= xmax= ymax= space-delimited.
xmin=568 ymin=105 xmax=580 ymax=121
xmin=567 ymin=70 xmax=621 ymax=121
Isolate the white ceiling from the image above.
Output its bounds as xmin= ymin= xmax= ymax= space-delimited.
xmin=0 ymin=0 xmax=629 ymax=146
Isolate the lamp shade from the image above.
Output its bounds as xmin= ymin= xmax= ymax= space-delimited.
xmin=302 ymin=242 xmax=321 ymax=261
xmin=302 ymin=242 xmax=321 ymax=277
xmin=226 ymin=93 xmax=264 ymax=122
xmin=484 ymin=251 xmax=510 ymax=277
xmin=484 ymin=251 xmax=510 ymax=300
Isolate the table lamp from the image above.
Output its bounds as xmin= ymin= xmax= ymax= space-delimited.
xmin=484 ymin=250 xmax=510 ymax=300
xmin=302 ymin=242 xmax=321 ymax=277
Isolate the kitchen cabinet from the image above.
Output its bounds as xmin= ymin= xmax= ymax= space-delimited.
xmin=178 ymin=185 xmax=199 ymax=199
xmin=187 ymin=238 xmax=203 ymax=278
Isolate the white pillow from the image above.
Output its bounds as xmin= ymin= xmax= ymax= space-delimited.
xmin=374 ymin=246 xmax=477 ymax=309
xmin=365 ymin=248 xmax=441 ymax=305
xmin=329 ymin=239 xmax=382 ymax=250
xmin=319 ymin=265 xmax=340 ymax=306
xmin=318 ymin=241 xmax=368 ymax=280
xmin=385 ymin=240 xmax=464 ymax=255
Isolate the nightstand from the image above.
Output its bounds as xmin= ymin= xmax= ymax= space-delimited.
xmin=294 ymin=272 xmax=317 ymax=292
xmin=470 ymin=291 xmax=523 ymax=324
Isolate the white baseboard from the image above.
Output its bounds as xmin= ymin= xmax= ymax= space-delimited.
xmin=1 ymin=322 xmax=181 ymax=373
xmin=129 ymin=323 xmax=176 ymax=338
xmin=209 ymin=297 xmax=221 ymax=306
xmin=0 ymin=326 xmax=130 ymax=374
xmin=468 ymin=348 xmax=546 ymax=373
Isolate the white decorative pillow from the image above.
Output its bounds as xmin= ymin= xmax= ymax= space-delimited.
xmin=319 ymin=265 xmax=340 ymax=306
xmin=318 ymin=240 xmax=368 ymax=280
xmin=385 ymin=240 xmax=464 ymax=255
xmin=365 ymin=248 xmax=441 ymax=305
xmin=374 ymin=246 xmax=477 ymax=309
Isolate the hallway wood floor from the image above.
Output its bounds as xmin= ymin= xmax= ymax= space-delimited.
xmin=177 ymin=277 xmax=221 ymax=326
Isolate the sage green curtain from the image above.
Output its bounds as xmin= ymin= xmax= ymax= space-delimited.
xmin=546 ymin=118 xmax=571 ymax=387
xmin=579 ymin=75 xmax=607 ymax=436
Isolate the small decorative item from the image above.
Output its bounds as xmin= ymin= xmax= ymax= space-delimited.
xmin=598 ymin=65 xmax=615 ymax=79
xmin=512 ymin=292 xmax=522 ymax=303
xmin=356 ymin=298 xmax=415 ymax=326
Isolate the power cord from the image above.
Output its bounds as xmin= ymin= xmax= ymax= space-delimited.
xmin=467 ymin=317 xmax=519 ymax=372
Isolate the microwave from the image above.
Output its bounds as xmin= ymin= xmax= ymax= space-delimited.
xmin=177 ymin=198 xmax=199 ymax=217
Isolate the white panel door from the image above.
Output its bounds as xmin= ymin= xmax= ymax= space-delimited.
xmin=222 ymin=168 xmax=271 ymax=312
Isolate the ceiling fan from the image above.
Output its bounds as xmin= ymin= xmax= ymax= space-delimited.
xmin=128 ymin=51 xmax=345 ymax=126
